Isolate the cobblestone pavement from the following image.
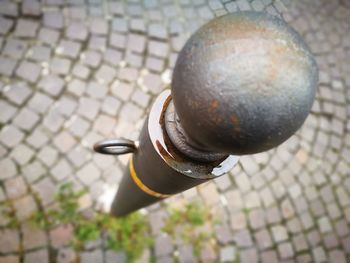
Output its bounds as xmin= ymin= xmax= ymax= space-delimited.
xmin=0 ymin=0 xmax=350 ymax=262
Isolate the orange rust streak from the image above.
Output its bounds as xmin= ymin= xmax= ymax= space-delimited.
xmin=230 ymin=114 xmax=241 ymax=132
xmin=211 ymin=100 xmax=219 ymax=109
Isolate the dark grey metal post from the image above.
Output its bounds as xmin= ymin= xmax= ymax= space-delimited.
xmin=94 ymin=11 xmax=318 ymax=217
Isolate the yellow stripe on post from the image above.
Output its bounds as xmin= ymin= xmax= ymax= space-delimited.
xmin=129 ymin=157 xmax=172 ymax=199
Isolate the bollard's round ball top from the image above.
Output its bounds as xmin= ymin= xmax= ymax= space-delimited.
xmin=171 ymin=11 xmax=318 ymax=155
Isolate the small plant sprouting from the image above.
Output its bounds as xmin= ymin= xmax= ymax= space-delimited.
xmin=163 ymin=202 xmax=214 ymax=258
xmin=1 ymin=201 xmax=20 ymax=229
xmin=30 ymin=183 xmax=152 ymax=263
xmin=240 ymin=207 xmax=251 ymax=215
xmin=29 ymin=183 xmax=216 ymax=262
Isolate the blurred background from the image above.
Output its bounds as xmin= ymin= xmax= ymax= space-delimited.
xmin=0 ymin=0 xmax=350 ymax=262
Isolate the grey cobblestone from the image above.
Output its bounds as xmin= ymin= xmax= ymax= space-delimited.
xmin=4 ymin=82 xmax=32 ymax=105
xmin=43 ymin=11 xmax=64 ymax=29
xmin=77 ymin=162 xmax=100 ymax=185
xmin=37 ymin=145 xmax=59 ymax=167
xmin=72 ymin=249 xmax=96 ymax=263
xmin=118 ymin=67 xmax=138 ymax=82
xmin=90 ymin=18 xmax=108 ymax=35
xmin=145 ymin=56 xmax=164 ymax=72
xmin=95 ymin=64 xmax=116 ymax=84
xmin=26 ymin=128 xmax=49 ymax=149
xmin=57 ymin=39 xmax=82 ymax=59
xmin=0 ymin=157 xmax=17 ymax=180
xmin=119 ymin=102 xmax=143 ymax=122
xmin=13 ymin=108 xmax=40 ymax=131
xmin=155 ymin=235 xmax=173 ymax=258
xmin=51 ymin=158 xmax=72 ymax=181
xmin=148 ymin=40 xmax=169 ymax=58
xmin=234 ymin=229 xmax=253 ymax=248
xmin=5 ymin=175 xmax=28 ymax=199
xmin=38 ymin=27 xmax=59 ymax=46
xmin=14 ymin=19 xmax=39 ymax=38
xmin=103 ymin=48 xmax=122 ymax=66
xmin=66 ymin=22 xmax=88 ymax=41
xmin=35 ymin=57 xmax=56 ymax=72
xmin=14 ymin=195 xmax=37 ymax=221
xmin=220 ymin=245 xmax=236 ymax=262
xmin=278 ymin=242 xmax=294 ymax=259
xmin=53 ymin=131 xmax=77 ymax=153
xmin=67 ymin=145 xmax=90 ymax=168
xmin=24 ymin=249 xmax=49 ymax=263
xmin=77 ymin=97 xmax=100 ymax=120
xmin=28 ymin=92 xmax=53 ymax=114
xmin=329 ymin=250 xmax=346 ymax=263
xmin=0 ymin=1 xmax=18 ymax=17
xmin=81 ymin=50 xmax=102 ymax=68
xmin=272 ymin=225 xmax=289 ymax=243
xmin=312 ymin=246 xmax=327 ymax=262
xmin=261 ymin=250 xmax=278 ymax=263
xmin=178 ymin=245 xmax=196 ymax=263
xmin=50 ymin=224 xmax=74 ymax=248
xmin=32 ymin=177 xmax=56 ymax=205
xmin=16 ymin=60 xmax=41 ymax=83
xmin=0 ymin=100 xmax=17 ymax=123
xmin=0 ymin=16 xmax=14 ymax=35
xmin=0 ymin=56 xmax=17 ymax=76
xmin=240 ymin=248 xmax=258 ymax=263
xmin=215 ymin=223 xmax=234 ymax=244
xmin=56 ymin=248 xmax=76 ymax=263
xmin=93 ymin=115 xmax=116 ymax=136
xmin=50 ymin=57 xmax=72 ymax=75
xmin=126 ymin=51 xmax=143 ymax=68
xmin=10 ymin=144 xmax=34 ymax=166
xmin=255 ymin=229 xmax=273 ymax=250
xmin=22 ymin=160 xmax=46 ymax=183
xmin=0 ymin=229 xmax=20 ymax=253
xmin=3 ymin=38 xmax=27 ymax=59
xmin=0 ymin=125 xmax=25 ymax=148
xmin=101 ymin=96 xmax=121 ymax=116
xmin=68 ymin=78 xmax=87 ymax=95
xmin=68 ymin=116 xmax=90 ymax=137
xmin=0 ymin=1 xmax=349 ymax=262
xmin=109 ymin=33 xmax=126 ymax=49
xmin=22 ymin=222 xmax=47 ymax=250
xmin=86 ymin=81 xmax=107 ymax=99
xmin=0 ymin=255 xmax=19 ymax=263
xmin=39 ymin=74 xmax=64 ymax=96
xmin=22 ymin=0 xmax=41 ymax=16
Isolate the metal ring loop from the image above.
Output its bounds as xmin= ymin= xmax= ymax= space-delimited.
xmin=93 ymin=139 xmax=137 ymax=155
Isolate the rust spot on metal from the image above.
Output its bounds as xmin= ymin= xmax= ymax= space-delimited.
xmin=267 ymin=44 xmax=289 ymax=83
xmin=230 ymin=114 xmax=240 ymax=132
xmin=159 ymin=93 xmax=172 ymax=125
xmin=209 ymin=100 xmax=219 ymax=112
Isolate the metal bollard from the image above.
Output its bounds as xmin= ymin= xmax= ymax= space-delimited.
xmin=93 ymin=11 xmax=318 ymax=217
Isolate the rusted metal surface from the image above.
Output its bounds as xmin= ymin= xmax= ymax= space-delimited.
xmin=171 ymin=11 xmax=318 ymax=155
xmin=95 ymin=11 xmax=318 ymax=217
xmin=164 ymin=101 xmax=227 ymax=162
xmin=111 ymin=90 xmax=238 ymax=216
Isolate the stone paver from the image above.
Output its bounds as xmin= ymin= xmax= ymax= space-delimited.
xmin=0 ymin=0 xmax=349 ymax=262
xmin=24 ymin=249 xmax=49 ymax=263
xmin=0 ymin=229 xmax=20 ymax=253
xmin=14 ymin=19 xmax=39 ymax=38
xmin=4 ymin=176 xmax=27 ymax=199
xmin=16 ymin=60 xmax=41 ymax=83
xmin=0 ymin=157 xmax=17 ymax=179
xmin=0 ymin=125 xmax=25 ymax=148
xmin=3 ymin=82 xmax=32 ymax=105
